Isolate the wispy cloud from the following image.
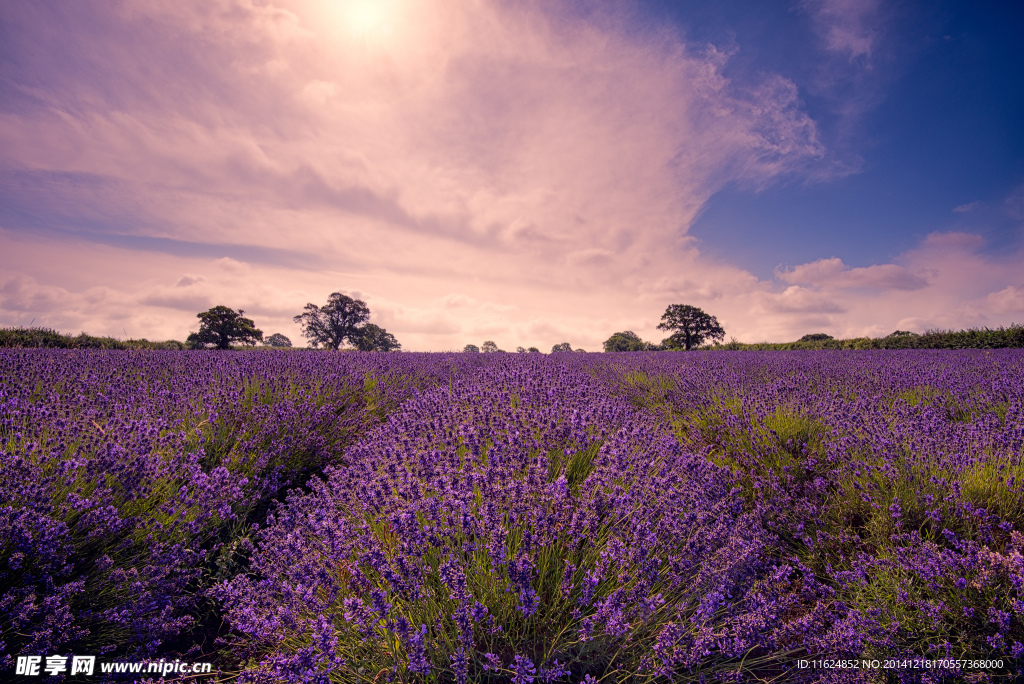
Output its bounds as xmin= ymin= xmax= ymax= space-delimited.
xmin=802 ymin=0 xmax=880 ymax=62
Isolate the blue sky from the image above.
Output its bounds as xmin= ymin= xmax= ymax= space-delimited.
xmin=641 ymin=0 xmax=1024 ymax=276
xmin=0 ymin=0 xmax=1022 ymax=349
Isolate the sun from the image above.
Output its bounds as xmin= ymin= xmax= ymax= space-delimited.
xmin=341 ymin=0 xmax=391 ymax=37
xmin=313 ymin=0 xmax=424 ymax=57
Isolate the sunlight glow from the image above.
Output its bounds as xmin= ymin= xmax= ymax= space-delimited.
xmin=340 ymin=0 xmax=393 ymax=38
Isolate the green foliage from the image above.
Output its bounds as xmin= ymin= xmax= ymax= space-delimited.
xmin=0 ymin=327 xmax=123 ymax=349
xmin=463 ymin=344 xmax=480 ymax=353
xmin=706 ymin=324 xmax=1024 ymax=351
xmin=129 ymin=339 xmax=187 ymax=350
xmin=602 ymin=331 xmax=658 ymax=352
xmin=265 ymin=333 xmax=292 ymax=348
xmin=353 ymin=323 xmax=401 ymax=352
xmin=657 ymin=304 xmax=725 ymax=350
xmin=551 ymin=342 xmax=572 ymax=353
xmin=0 ymin=327 xmax=186 ymax=350
xmin=188 ymin=306 xmax=263 ymax=349
xmin=798 ymin=333 xmax=833 ymax=342
xmin=294 ymin=292 xmax=370 ymax=350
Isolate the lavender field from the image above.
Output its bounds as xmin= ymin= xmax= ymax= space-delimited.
xmin=2 ymin=350 xmax=1023 ymax=683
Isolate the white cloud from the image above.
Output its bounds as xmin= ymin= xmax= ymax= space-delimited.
xmin=986 ymin=286 xmax=1024 ymax=314
xmin=777 ymin=257 xmax=928 ymax=291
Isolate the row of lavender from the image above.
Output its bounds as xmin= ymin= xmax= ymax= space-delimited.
xmin=217 ymin=355 xmax=825 ymax=683
xmin=3 ymin=350 xmax=1023 ymax=682
xmin=593 ymin=350 xmax=1024 ymax=680
xmin=0 ymin=350 xmax=479 ymax=670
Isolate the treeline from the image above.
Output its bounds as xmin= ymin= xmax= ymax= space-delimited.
xmin=0 ymin=327 xmax=186 ymax=350
xmin=704 ymin=325 xmax=1024 ymax=351
xmin=5 ymin=323 xmax=1023 ymax=352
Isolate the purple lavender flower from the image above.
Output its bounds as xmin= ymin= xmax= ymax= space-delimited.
xmin=511 ymin=654 xmax=536 ymax=684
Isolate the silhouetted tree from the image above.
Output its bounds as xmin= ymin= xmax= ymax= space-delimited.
xmin=798 ymin=333 xmax=833 ymax=342
xmin=265 ymin=333 xmax=292 ymax=347
xmin=657 ymin=304 xmax=725 ymax=350
xmin=481 ymin=340 xmax=499 ymax=353
xmin=294 ymin=293 xmax=370 ymax=350
xmin=463 ymin=344 xmax=480 ymax=353
xmin=187 ymin=306 xmax=262 ymax=350
xmin=551 ymin=342 xmax=572 ymax=353
xmin=527 ymin=347 xmax=540 ymax=353
xmin=354 ymin=323 xmax=401 ymax=351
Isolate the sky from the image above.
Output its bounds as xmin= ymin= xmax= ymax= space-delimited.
xmin=1 ymin=0 xmax=1022 ymax=351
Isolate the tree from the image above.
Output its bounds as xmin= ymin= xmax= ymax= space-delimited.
xmin=551 ymin=342 xmax=572 ymax=353
xmin=527 ymin=347 xmax=540 ymax=353
xmin=463 ymin=344 xmax=480 ymax=353
xmin=265 ymin=333 xmax=292 ymax=348
xmin=481 ymin=340 xmax=499 ymax=353
xmin=603 ymin=330 xmax=658 ymax=352
xmin=187 ymin=305 xmax=262 ymax=349
xmin=294 ymin=293 xmax=370 ymax=350
xmin=657 ymin=304 xmax=725 ymax=351
xmin=798 ymin=333 xmax=833 ymax=342
xmin=354 ymin=323 xmax=401 ymax=351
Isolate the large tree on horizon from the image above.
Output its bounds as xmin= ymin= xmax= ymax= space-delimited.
xmin=294 ymin=292 xmax=370 ymax=350
xmin=657 ymin=304 xmax=725 ymax=350
xmin=187 ymin=305 xmax=262 ymax=349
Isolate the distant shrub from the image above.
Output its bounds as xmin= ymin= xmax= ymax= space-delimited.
xmin=0 ymin=327 xmax=126 ymax=349
xmin=699 ymin=324 xmax=1024 ymax=351
xmin=603 ymin=331 xmax=659 ymax=352
xmin=265 ymin=333 xmax=293 ymax=348
xmin=126 ymin=339 xmax=187 ymax=350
